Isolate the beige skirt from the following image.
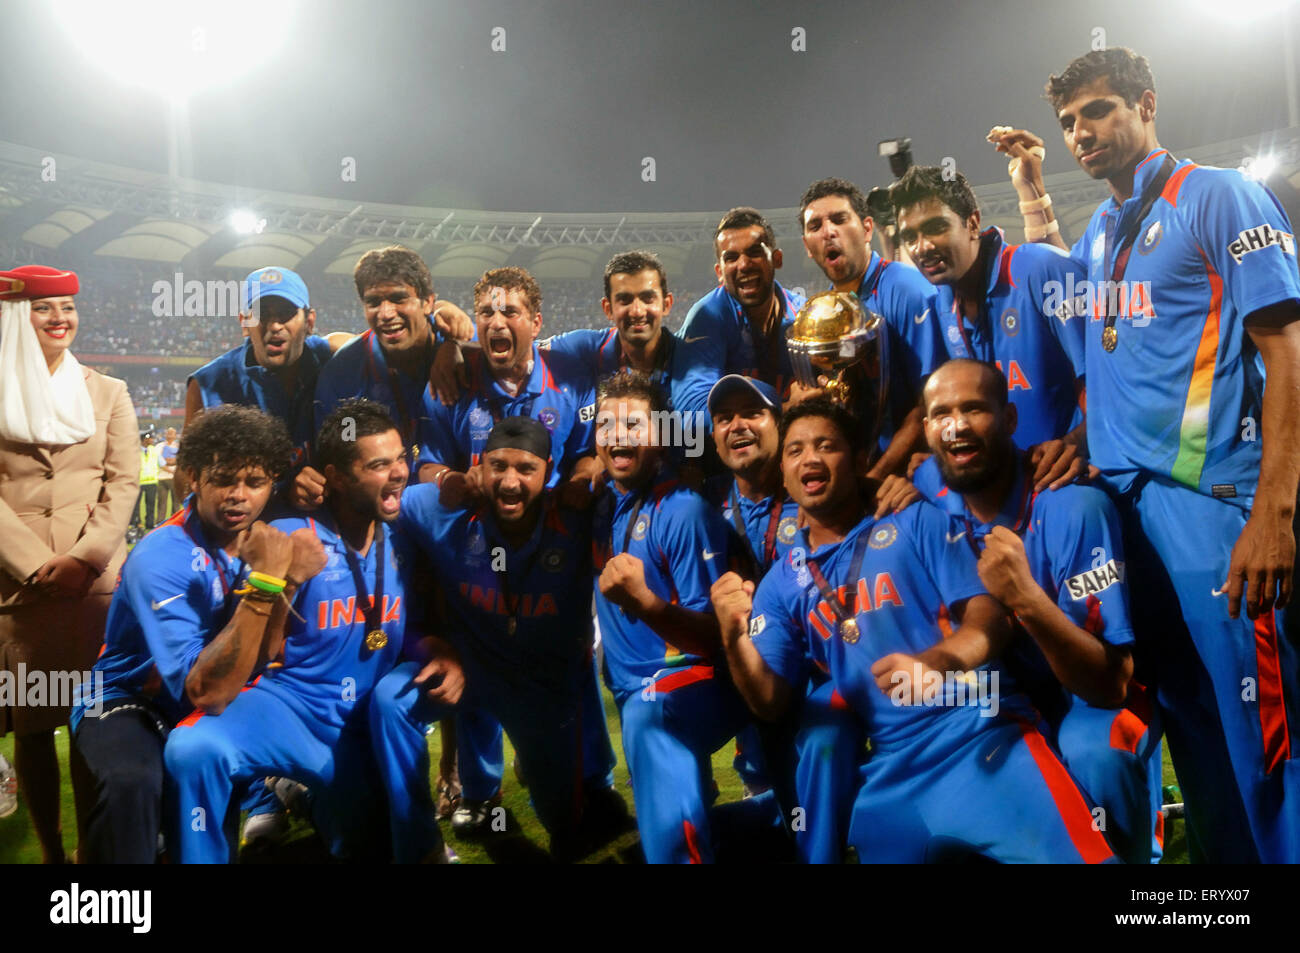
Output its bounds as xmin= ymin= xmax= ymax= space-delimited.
xmin=0 ymin=592 xmax=110 ymax=736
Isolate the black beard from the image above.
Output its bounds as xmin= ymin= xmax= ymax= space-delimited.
xmin=935 ymin=437 xmax=1013 ymax=495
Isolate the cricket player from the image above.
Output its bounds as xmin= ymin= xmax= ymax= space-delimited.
xmin=706 ymin=374 xmax=868 ymax=863
xmin=679 ymin=208 xmax=808 ymax=405
xmin=417 ymin=266 xmax=614 ymax=835
xmin=890 ymin=165 xmax=1089 ymax=493
xmin=298 ymin=245 xmax=474 ymax=507
xmin=432 ymin=250 xmax=713 ymax=421
xmin=922 ymin=358 xmax=1159 ymax=863
xmin=70 ymin=406 xmax=296 ymax=862
xmin=163 ymin=400 xmax=444 ymax=863
xmin=593 ymin=369 xmax=748 ymax=862
xmin=713 ymin=397 xmax=1118 ymax=862
xmin=799 ymin=178 xmax=944 ymax=478
xmin=185 ymin=266 xmax=340 ymax=485
xmin=369 ymin=416 xmax=622 ymax=860
xmin=997 ymin=47 xmax=1300 ymax=862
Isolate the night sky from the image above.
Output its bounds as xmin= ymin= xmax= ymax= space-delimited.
xmin=2 ymin=0 xmax=1293 ymax=212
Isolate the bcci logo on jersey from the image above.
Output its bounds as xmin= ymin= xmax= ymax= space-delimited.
xmin=1228 ymin=224 xmax=1295 ymax=265
xmin=1138 ymin=221 xmax=1163 ymax=255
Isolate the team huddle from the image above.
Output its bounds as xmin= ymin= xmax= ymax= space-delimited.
xmin=58 ymin=46 xmax=1300 ymax=863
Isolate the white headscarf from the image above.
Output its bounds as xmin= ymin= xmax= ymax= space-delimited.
xmin=0 ymin=297 xmax=96 ymax=446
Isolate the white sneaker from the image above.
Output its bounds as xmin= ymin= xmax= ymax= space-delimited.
xmin=269 ymin=777 xmax=311 ymax=816
xmin=240 ymin=809 xmax=290 ymax=849
xmin=0 ymin=753 xmax=18 ymax=819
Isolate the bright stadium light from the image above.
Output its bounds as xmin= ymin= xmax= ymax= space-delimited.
xmin=52 ymin=0 xmax=294 ymax=103
xmin=1241 ymin=153 xmax=1279 ymax=181
xmin=229 ymin=210 xmax=266 ymax=235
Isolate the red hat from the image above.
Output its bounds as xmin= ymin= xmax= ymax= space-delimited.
xmin=0 ymin=265 xmax=79 ymax=301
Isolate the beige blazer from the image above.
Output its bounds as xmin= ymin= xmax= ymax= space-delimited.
xmin=0 ymin=367 xmax=140 ymax=606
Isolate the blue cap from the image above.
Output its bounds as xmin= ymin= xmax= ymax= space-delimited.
xmin=243 ymin=266 xmax=310 ymax=312
xmin=707 ymin=375 xmax=781 ymax=417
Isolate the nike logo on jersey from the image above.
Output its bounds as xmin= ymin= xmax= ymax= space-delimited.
xmin=914 ymin=308 xmax=931 ymax=325
xmin=945 ymin=530 xmax=966 ymax=544
xmin=151 ymin=594 xmax=184 ymax=611
xmin=702 ymin=550 xmax=717 ymax=560
xmin=985 ymin=744 xmax=1002 ymax=763
xmin=682 ymin=335 xmax=709 ymax=344
xmin=1211 ymin=587 xmax=1226 ymax=598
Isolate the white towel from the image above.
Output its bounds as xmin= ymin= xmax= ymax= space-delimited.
xmin=0 ymin=298 xmax=95 ymax=446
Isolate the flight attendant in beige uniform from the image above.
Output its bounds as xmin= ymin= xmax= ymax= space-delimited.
xmin=0 ymin=265 xmax=139 ymax=863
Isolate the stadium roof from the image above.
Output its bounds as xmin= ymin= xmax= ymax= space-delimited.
xmin=2 ymin=131 xmax=1296 ymax=284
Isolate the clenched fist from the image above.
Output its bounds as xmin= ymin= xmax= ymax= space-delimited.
xmin=710 ymin=571 xmax=755 ymax=649
xmin=432 ymin=300 xmax=474 ymax=344
xmin=286 ymin=527 xmax=329 ymax=587
xmin=599 ymin=552 xmax=658 ymax=616
xmin=976 ymin=525 xmax=1037 ymax=613
xmin=237 ymin=522 xmax=295 ymax=580
xmin=439 ymin=467 xmax=485 ymax=508
xmin=871 ymin=651 xmax=940 ymax=702
xmin=292 ymin=465 xmax=326 ymax=510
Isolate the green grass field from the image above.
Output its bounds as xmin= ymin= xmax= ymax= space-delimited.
xmin=0 ymin=683 xmax=1188 ymax=864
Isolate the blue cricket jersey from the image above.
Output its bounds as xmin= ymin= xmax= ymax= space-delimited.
xmin=592 ymin=467 xmax=732 ymax=700
xmin=704 ymin=473 xmax=801 ymax=579
xmin=72 ymin=503 xmax=249 ymax=730
xmin=748 ymin=501 xmax=1001 ymax=751
xmin=191 ymin=336 xmax=334 ymax=468
xmin=940 ymin=455 xmax=1136 ymax=706
xmin=398 ymin=482 xmax=593 ymax=695
xmin=678 ymin=281 xmax=806 ymax=402
xmin=417 ymin=343 xmax=595 ymax=488
xmin=541 ymin=326 xmax=714 ymax=419
xmin=933 ymin=228 xmax=1087 ymax=447
xmin=260 ymin=513 xmax=405 ymax=727
xmin=1070 ymin=148 xmax=1300 ymax=504
xmin=856 ymin=251 xmax=945 ymax=398
xmin=314 ymin=327 xmax=439 ymax=467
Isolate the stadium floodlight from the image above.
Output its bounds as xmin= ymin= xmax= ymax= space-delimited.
xmin=1241 ymin=153 xmax=1279 ymax=181
xmin=229 ymin=210 xmax=266 ymax=235
xmin=52 ymin=0 xmax=294 ymax=103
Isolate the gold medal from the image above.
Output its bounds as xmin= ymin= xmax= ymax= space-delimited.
xmin=840 ymin=618 xmax=860 ymax=644
xmin=365 ymin=629 xmax=388 ymax=651
xmin=1102 ymin=325 xmax=1118 ymax=352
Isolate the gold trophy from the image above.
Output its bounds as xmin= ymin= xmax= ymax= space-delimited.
xmin=786 ymin=290 xmax=891 ymax=452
